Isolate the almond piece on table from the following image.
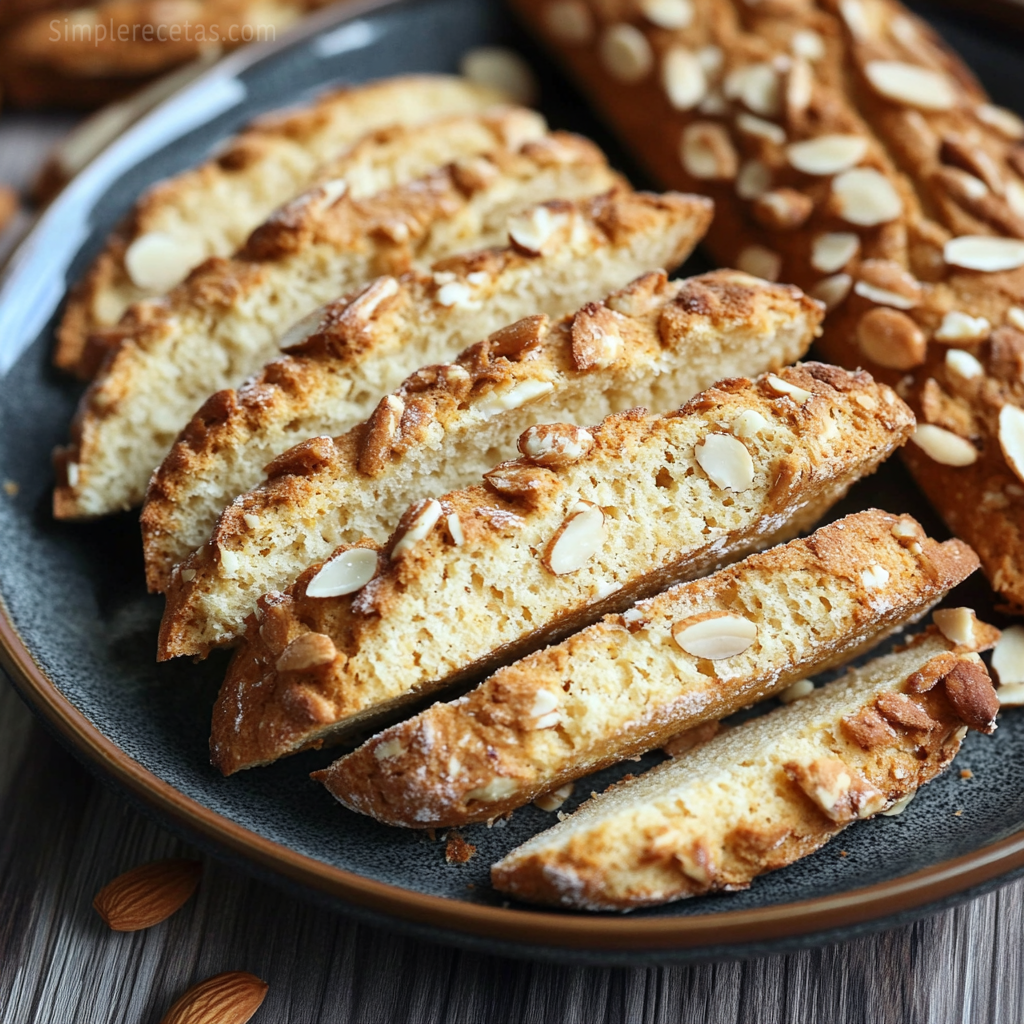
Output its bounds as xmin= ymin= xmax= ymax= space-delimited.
xmin=160 ymin=972 xmax=269 ymax=1024
xmin=93 ymin=858 xmax=202 ymax=932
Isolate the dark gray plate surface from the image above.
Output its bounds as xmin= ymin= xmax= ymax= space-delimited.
xmin=2 ymin=0 xmax=1024 ymax=965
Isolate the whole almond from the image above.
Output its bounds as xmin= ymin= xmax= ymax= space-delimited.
xmin=93 ymin=858 xmax=202 ymax=932
xmin=160 ymin=972 xmax=269 ymax=1024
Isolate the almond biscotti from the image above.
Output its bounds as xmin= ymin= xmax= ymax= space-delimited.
xmin=490 ymin=620 xmax=1000 ymax=910
xmin=512 ymin=0 xmax=1024 ymax=610
xmin=52 ymin=129 xmax=621 ymax=520
xmin=141 ymin=190 xmax=715 ymax=593
xmin=209 ymin=363 xmax=914 ymax=774
xmin=318 ymin=511 xmax=981 ymax=827
xmin=55 ymin=74 xmax=509 ymax=377
xmin=159 ymin=267 xmax=817 ymax=657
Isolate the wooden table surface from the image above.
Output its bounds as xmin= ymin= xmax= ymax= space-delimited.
xmin=3 ymin=115 xmax=1024 ymax=1024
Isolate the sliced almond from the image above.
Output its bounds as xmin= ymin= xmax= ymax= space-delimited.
xmin=766 ymin=374 xmax=812 ymax=404
xmin=945 ymin=348 xmax=984 ymax=384
xmin=736 ymin=113 xmax=786 ymax=145
xmin=672 ymin=612 xmax=758 ymax=659
xmin=446 ymin=512 xmax=465 ymax=546
xmin=910 ymin=424 xmax=978 ymax=466
xmin=680 ymin=122 xmax=738 ymax=180
xmin=694 ymin=433 xmax=754 ymax=491
xmin=731 ymin=409 xmax=769 ymax=437
xmin=944 ymin=236 xmax=1024 ymax=272
xmin=724 ymin=63 xmax=780 ymax=117
xmin=839 ymin=0 xmax=872 ymax=40
xmin=544 ymin=0 xmax=593 ymax=42
xmin=392 ymin=498 xmax=443 ymax=558
xmin=861 ymin=564 xmax=890 ymax=589
xmin=786 ymin=134 xmax=867 ymax=176
xmin=934 ymin=311 xmax=991 ymax=343
xmin=832 ymin=167 xmax=903 ymax=226
xmin=791 ymin=28 xmax=826 ymax=61
xmin=779 ymin=679 xmax=815 ymax=704
xmin=1007 ymin=180 xmax=1024 ymax=219
xmin=736 ymin=245 xmax=782 ymax=281
xmin=534 ymin=782 xmax=575 ymax=812
xmin=993 ymin=624 xmax=1024 ymax=685
xmin=811 ymin=232 xmax=860 ymax=273
xmin=477 ymin=378 xmax=555 ymax=415
xmin=853 ymin=281 xmax=917 ymax=310
xmin=460 ymin=47 xmax=537 ymax=104
xmin=544 ymin=502 xmax=606 ymax=575
xmin=640 ymin=0 xmax=694 ymax=28
xmin=93 ymin=859 xmax=202 ymax=932
xmin=600 ymin=23 xmax=654 ymax=83
xmin=275 ymin=632 xmax=336 ymax=672
xmin=530 ymin=688 xmax=561 ymax=729
xmin=736 ymin=159 xmax=771 ymax=200
xmin=977 ymin=102 xmax=1024 ymax=140
xmin=519 ymin=423 xmax=595 ymax=467
xmin=508 ymin=205 xmax=569 ymax=256
xmin=786 ymin=58 xmax=813 ymax=121
xmin=999 ymin=404 xmax=1024 ymax=484
xmin=753 ymin=189 xmax=813 ymax=231
xmin=159 ymin=971 xmax=268 ymax=1024
xmin=811 ymin=273 xmax=853 ymax=310
xmin=881 ymin=791 xmax=916 ymax=816
xmin=436 ymin=281 xmax=475 ymax=308
xmin=856 ymin=308 xmax=925 ymax=369
xmin=865 ymin=60 xmax=957 ymax=111
xmin=1009 ymin=307 xmax=1024 ymax=331
xmin=933 ymin=607 xmax=977 ymax=647
xmin=306 ymin=548 xmax=378 ymax=598
xmin=278 ymin=306 xmax=325 ymax=350
xmin=124 ymin=231 xmax=205 ymax=292
xmin=662 ymin=47 xmax=707 ymax=110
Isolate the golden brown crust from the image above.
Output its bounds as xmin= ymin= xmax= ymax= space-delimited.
xmin=209 ymin=363 xmax=914 ymax=775
xmin=512 ymin=0 xmax=1024 ymax=609
xmin=315 ymin=513 xmax=981 ymax=827
xmin=488 ymin=628 xmax=997 ymax=910
xmin=140 ymin=189 xmax=714 ymax=592
xmin=52 ymin=75 xmax=510 ymax=376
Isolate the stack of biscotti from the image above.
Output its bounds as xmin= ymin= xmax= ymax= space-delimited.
xmin=209 ymin=364 xmax=915 ymax=774
xmin=155 ymin=268 xmax=817 ymax=658
xmin=489 ymin=619 xmax=999 ymax=910
xmin=52 ymin=114 xmax=627 ymax=519
xmin=511 ymin=0 xmax=1024 ymax=610
xmin=313 ymin=510 xmax=983 ymax=826
xmin=54 ymin=75 xmax=511 ymax=377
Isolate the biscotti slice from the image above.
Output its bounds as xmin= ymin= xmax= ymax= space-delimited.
xmin=489 ymin=620 xmax=1000 ymax=910
xmin=318 ymin=510 xmax=981 ymax=827
xmin=142 ymin=190 xmax=715 ymax=594
xmin=53 ymin=130 xmax=621 ymax=520
xmin=55 ymin=74 xmax=509 ymax=377
xmin=209 ymin=363 xmax=915 ymax=774
xmin=158 ymin=266 xmax=815 ymax=655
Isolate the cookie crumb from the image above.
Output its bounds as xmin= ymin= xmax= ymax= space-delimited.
xmin=2 ymin=480 xmax=18 ymax=497
xmin=445 ymin=831 xmax=477 ymax=864
xmin=960 ymin=769 xmax=973 ymax=779
xmin=839 ymin=850 xmax=848 ymax=857
xmin=954 ymin=809 xmax=963 ymax=816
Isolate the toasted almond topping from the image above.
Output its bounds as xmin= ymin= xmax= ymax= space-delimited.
xmin=600 ymin=23 xmax=654 ymax=82
xmin=786 ymin=134 xmax=867 ymax=176
xmin=697 ymin=44 xmax=723 ymax=74
xmin=832 ymin=167 xmax=903 ymax=226
xmin=839 ymin=0 xmax=871 ymax=40
xmin=571 ymin=303 xmax=625 ymax=369
xmin=1009 ymin=307 xmax=1024 ymax=331
xmin=436 ymin=281 xmax=475 ymax=307
xmin=392 ymin=499 xmax=443 ymax=558
xmin=640 ymin=0 xmax=693 ymax=27
xmin=694 ymin=433 xmax=755 ymax=491
xmin=891 ymin=518 xmax=921 ymax=541
xmin=519 ymin=422 xmax=595 ymax=467
xmin=662 ymin=46 xmax=707 ymax=110
xmin=346 ymin=275 xmax=400 ymax=322
xmin=124 ymin=231 xmax=204 ymax=291
xmin=753 ymin=189 xmax=813 ymax=231
xmin=306 ymin=547 xmax=378 ymax=599
xmin=791 ymin=28 xmax=826 ymax=61
xmin=460 ymin=47 xmax=537 ymax=104
xmin=786 ymin=756 xmax=886 ymax=822
xmin=853 ymin=281 xmax=916 ymax=310
xmin=993 ymin=624 xmax=1024 ymax=685
xmin=856 ymin=308 xmax=926 ymax=369
xmin=735 ymin=245 xmax=782 ymax=281
xmin=680 ymin=122 xmax=738 ymax=180
xmin=544 ymin=501 xmax=605 ymax=575
xmin=180 ymin=568 xmax=196 ymax=583
xmin=977 ymin=102 xmax=1024 ymax=139
xmin=465 ymin=778 xmax=520 ymax=803
xmin=999 ymin=405 xmax=1024 ymax=484
xmin=275 ymin=632 xmax=336 ymax=673
xmin=946 ymin=348 xmax=984 ymax=381
xmin=477 ymin=378 xmax=555 ymax=415
xmin=811 ymin=273 xmax=852 ymax=309
xmin=534 ymin=782 xmax=574 ymax=812
xmin=786 ymin=58 xmax=813 ymax=120
xmin=861 ymin=564 xmax=889 ymax=588
xmin=943 ymin=660 xmax=999 ymax=733
xmin=358 ymin=394 xmax=405 ymax=475
xmin=374 ymin=738 xmax=406 ymax=760
xmin=766 ymin=374 xmax=812 ymax=404
xmin=933 ymin=607 xmax=977 ymax=647
xmin=242 ymin=513 xmax=260 ymax=530
xmin=217 ymin=545 xmax=240 ymax=574
xmin=736 ymin=113 xmax=786 ymax=145
xmin=935 ymin=310 xmax=991 ymax=343
xmin=1007 ymin=180 xmax=1024 ymax=219
xmin=779 ymin=679 xmax=815 ymax=704
xmin=811 ymin=232 xmax=859 ymax=273
xmin=530 ymin=688 xmax=561 ymax=729
xmin=544 ymin=0 xmax=593 ymax=42
xmin=672 ymin=612 xmax=758 ymax=659
xmin=736 ymin=159 xmax=772 ymax=200
xmin=944 ymin=236 xmax=1024 ymax=272
xmin=508 ymin=205 xmax=569 ymax=256
xmin=731 ymin=409 xmax=769 ymax=437
xmin=865 ymin=60 xmax=956 ymax=110
xmin=278 ymin=306 xmax=325 ymax=350
xmin=486 ymin=314 xmax=550 ymax=358
xmin=881 ymin=792 xmax=916 ymax=816
xmin=724 ymin=62 xmax=780 ymax=117
xmin=911 ymin=424 xmax=978 ymax=466
xmin=446 ymin=512 xmax=465 ymax=546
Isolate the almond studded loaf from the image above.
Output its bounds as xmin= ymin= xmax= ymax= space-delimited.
xmin=159 ymin=267 xmax=816 ymax=657
xmin=56 ymin=75 xmax=508 ymax=377
xmin=318 ymin=510 xmax=981 ymax=827
xmin=141 ymin=189 xmax=715 ymax=593
xmin=490 ymin=622 xmax=1000 ymax=910
xmin=53 ymin=127 xmax=622 ymax=520
xmin=513 ymin=0 xmax=1024 ymax=610
xmin=209 ymin=362 xmax=914 ymax=774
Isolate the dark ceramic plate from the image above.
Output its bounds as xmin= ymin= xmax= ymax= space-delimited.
xmin=3 ymin=0 xmax=1024 ymax=967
